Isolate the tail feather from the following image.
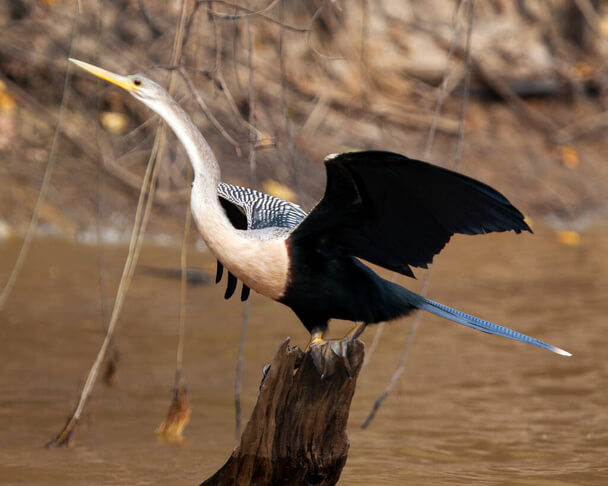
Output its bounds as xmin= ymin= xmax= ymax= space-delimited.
xmin=418 ymin=298 xmax=571 ymax=356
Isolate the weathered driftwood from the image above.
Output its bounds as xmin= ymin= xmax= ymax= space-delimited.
xmin=201 ymin=338 xmax=364 ymax=486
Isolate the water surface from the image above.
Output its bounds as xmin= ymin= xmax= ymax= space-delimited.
xmin=0 ymin=226 xmax=606 ymax=484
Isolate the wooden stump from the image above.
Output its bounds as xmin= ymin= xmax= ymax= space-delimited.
xmin=201 ymin=338 xmax=364 ymax=486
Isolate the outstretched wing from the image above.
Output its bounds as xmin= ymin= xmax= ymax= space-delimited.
xmin=217 ymin=183 xmax=307 ymax=300
xmin=290 ymin=151 xmax=531 ymax=278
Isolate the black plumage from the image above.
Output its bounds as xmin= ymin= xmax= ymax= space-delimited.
xmin=69 ymin=61 xmax=568 ymax=357
xmin=282 ymin=151 xmax=532 ymax=337
xmin=218 ymin=151 xmax=566 ymax=356
xmin=292 ymin=151 xmax=530 ymax=278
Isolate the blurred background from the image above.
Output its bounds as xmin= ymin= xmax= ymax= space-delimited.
xmin=1 ymin=1 xmax=607 ymax=485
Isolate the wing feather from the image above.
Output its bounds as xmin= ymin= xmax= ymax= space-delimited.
xmin=291 ymin=151 xmax=531 ymax=277
xmin=216 ymin=182 xmax=307 ymax=300
xmin=217 ymin=182 xmax=306 ymax=230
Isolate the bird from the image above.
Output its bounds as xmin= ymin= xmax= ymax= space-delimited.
xmin=69 ymin=58 xmax=571 ymax=364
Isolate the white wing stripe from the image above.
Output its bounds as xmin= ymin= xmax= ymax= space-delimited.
xmin=217 ymin=183 xmax=307 ymax=230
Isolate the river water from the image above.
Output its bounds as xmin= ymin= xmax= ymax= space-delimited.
xmin=0 ymin=225 xmax=606 ymax=485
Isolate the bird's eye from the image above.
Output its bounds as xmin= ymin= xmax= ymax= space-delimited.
xmin=133 ymin=78 xmax=142 ymax=86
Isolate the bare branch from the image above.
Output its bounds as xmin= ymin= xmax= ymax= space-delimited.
xmin=198 ymin=0 xmax=309 ymax=33
xmin=178 ymin=68 xmax=243 ymax=156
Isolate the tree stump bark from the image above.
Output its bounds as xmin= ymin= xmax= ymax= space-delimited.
xmin=201 ymin=338 xmax=364 ymax=486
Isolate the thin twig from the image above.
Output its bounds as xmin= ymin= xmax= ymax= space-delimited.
xmin=138 ymin=0 xmax=163 ymax=37
xmin=453 ymin=0 xmax=474 ymax=171
xmin=175 ymin=0 xmax=192 ymax=394
xmin=0 ymin=0 xmax=81 ymax=310
xmin=307 ymin=0 xmax=344 ymax=61
xmin=204 ymin=0 xmax=281 ymax=20
xmin=229 ymin=1 xmax=244 ymax=95
xmin=279 ymin=0 xmax=299 ymax=202
xmin=204 ymin=2 xmax=262 ymax=138
xmin=246 ymin=17 xmax=257 ymax=187
xmin=181 ymin=1 xmax=204 ymax=55
xmin=47 ymin=122 xmax=164 ymax=447
xmin=205 ymin=3 xmax=262 ymax=137
xmin=235 ymin=14 xmax=259 ymax=437
xmin=235 ymin=298 xmax=251 ymax=437
xmin=573 ymin=0 xmax=604 ymax=38
xmin=360 ymin=0 xmax=369 ymax=101
xmin=178 ymin=68 xmax=242 ymax=156
xmin=218 ymin=74 xmax=264 ymax=138
xmin=556 ymin=109 xmax=608 ymax=143
xmin=175 ymin=182 xmax=191 ymax=390
xmin=47 ymin=0 xmax=190 ymax=446
xmin=92 ymin=0 xmax=118 ymax=384
xmin=362 ymin=321 xmax=384 ymax=369
xmin=362 ymin=0 xmax=475 ymax=430
xmin=154 ymin=0 xmax=194 ymax=445
xmin=198 ymin=0 xmax=308 ymax=33
xmin=424 ymin=0 xmax=466 ymax=160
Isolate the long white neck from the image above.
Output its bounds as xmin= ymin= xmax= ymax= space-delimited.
xmin=154 ymin=97 xmax=223 ymax=208
xmin=151 ymin=94 xmax=290 ymax=300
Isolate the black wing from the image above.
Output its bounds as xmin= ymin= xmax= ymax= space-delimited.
xmin=290 ymin=151 xmax=531 ymax=278
xmin=217 ymin=183 xmax=307 ymax=300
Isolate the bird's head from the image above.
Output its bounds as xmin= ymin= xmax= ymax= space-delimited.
xmin=69 ymin=58 xmax=169 ymax=113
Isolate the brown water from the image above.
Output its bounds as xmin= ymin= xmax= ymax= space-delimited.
xmin=1 ymin=227 xmax=607 ymax=485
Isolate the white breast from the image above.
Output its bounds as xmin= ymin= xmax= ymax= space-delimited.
xmin=191 ymin=195 xmax=290 ymax=300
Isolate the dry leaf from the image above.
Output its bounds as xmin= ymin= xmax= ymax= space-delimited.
xmin=557 ymin=145 xmax=580 ymax=169
xmin=555 ymin=230 xmax=581 ymax=246
xmin=574 ymin=62 xmax=593 ymax=81
xmin=255 ymin=131 xmax=275 ymax=149
xmin=0 ymin=92 xmax=16 ymax=113
xmin=100 ymin=111 xmax=129 ymax=134
xmin=156 ymin=385 xmax=191 ymax=445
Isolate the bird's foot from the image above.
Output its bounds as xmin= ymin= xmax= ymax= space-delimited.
xmin=306 ymin=325 xmax=366 ymax=378
xmin=308 ymin=338 xmax=355 ymax=379
xmin=304 ymin=331 xmax=325 ymax=352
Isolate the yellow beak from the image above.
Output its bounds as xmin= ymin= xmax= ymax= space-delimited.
xmin=69 ymin=58 xmax=134 ymax=92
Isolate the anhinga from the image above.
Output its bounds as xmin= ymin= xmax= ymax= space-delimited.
xmin=70 ymin=59 xmax=570 ymax=361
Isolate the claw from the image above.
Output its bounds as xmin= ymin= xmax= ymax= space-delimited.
xmin=309 ymin=345 xmax=327 ymax=377
xmin=343 ymin=322 xmax=366 ymax=342
xmin=330 ymin=340 xmax=353 ymax=378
